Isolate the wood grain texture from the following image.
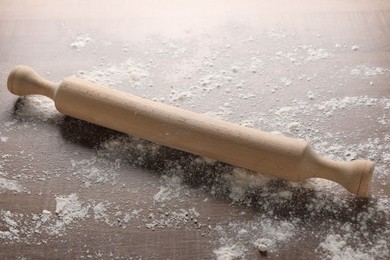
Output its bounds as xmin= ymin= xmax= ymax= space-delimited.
xmin=0 ymin=0 xmax=389 ymax=259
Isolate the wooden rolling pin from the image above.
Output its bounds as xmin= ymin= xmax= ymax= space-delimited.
xmin=7 ymin=65 xmax=375 ymax=196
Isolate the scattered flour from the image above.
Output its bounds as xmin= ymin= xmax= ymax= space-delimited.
xmin=32 ymin=210 xmax=53 ymax=235
xmin=47 ymin=193 xmax=90 ymax=236
xmin=70 ymin=157 xmax=120 ymax=188
xmin=123 ymin=209 xmax=143 ymax=224
xmin=0 ymin=177 xmax=23 ymax=193
xmin=213 ymin=217 xmax=298 ymax=259
xmin=153 ymin=174 xmax=184 ymax=204
xmin=77 ymin=58 xmax=149 ymax=88
xmin=319 ymin=233 xmax=389 ymax=260
xmin=288 ymin=121 xmax=301 ymax=130
xmin=319 ymin=234 xmax=368 ymax=260
xmin=350 ymin=65 xmax=387 ymax=78
xmin=93 ymin=202 xmax=111 ymax=224
xmin=275 ymin=45 xmax=332 ymax=64
xmin=280 ymin=77 xmax=292 ymax=87
xmin=0 ymin=211 xmax=19 ymax=241
xmin=12 ymin=96 xmax=61 ymax=124
xmin=306 ymin=47 xmax=332 ymax=61
xmin=307 ymin=90 xmax=315 ymax=99
xmin=213 ymin=244 xmax=246 ymax=260
xmin=222 ymin=168 xmax=272 ymax=203
xmin=0 ymin=156 xmax=24 ymax=193
xmin=266 ymin=29 xmax=291 ymax=39
xmin=1 ymin=28 xmax=389 ymax=259
xmin=171 ymin=90 xmax=193 ymax=102
xmin=0 ymin=136 xmax=9 ymax=142
xmin=70 ymin=35 xmax=93 ymax=51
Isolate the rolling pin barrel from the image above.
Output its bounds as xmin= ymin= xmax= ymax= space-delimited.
xmin=7 ymin=65 xmax=375 ymax=196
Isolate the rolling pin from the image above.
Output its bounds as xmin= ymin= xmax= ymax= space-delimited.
xmin=7 ymin=65 xmax=375 ymax=196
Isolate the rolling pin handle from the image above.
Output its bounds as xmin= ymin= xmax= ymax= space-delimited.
xmin=7 ymin=65 xmax=58 ymax=100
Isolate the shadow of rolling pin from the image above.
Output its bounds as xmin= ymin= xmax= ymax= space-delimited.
xmin=7 ymin=65 xmax=375 ymax=196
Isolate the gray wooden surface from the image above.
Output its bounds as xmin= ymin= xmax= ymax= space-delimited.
xmin=1 ymin=0 xmax=389 ymax=259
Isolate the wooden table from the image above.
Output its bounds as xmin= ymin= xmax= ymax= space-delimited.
xmin=1 ymin=0 xmax=389 ymax=259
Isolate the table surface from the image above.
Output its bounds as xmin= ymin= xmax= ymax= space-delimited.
xmin=1 ymin=0 xmax=389 ymax=259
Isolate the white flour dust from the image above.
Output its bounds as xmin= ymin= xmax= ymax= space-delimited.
xmin=0 ymin=177 xmax=23 ymax=193
xmin=69 ymin=35 xmax=93 ymax=51
xmin=1 ymin=27 xmax=389 ymax=259
xmin=47 ymin=194 xmax=90 ymax=236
